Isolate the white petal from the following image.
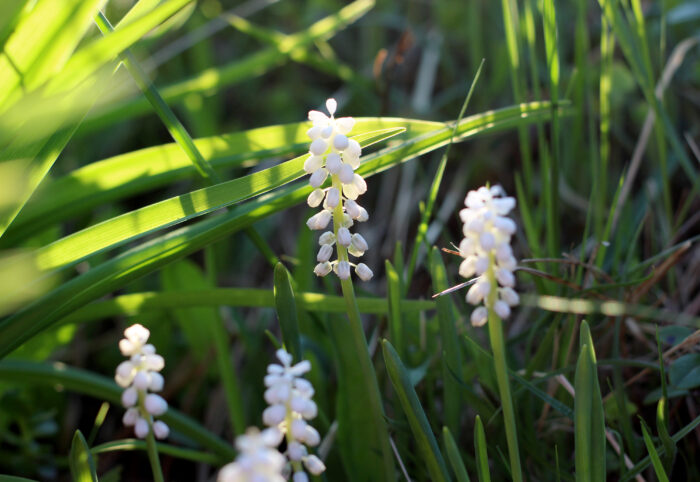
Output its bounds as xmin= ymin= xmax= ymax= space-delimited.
xmin=153 ymin=420 xmax=170 ymax=440
xmin=325 ymin=152 xmax=342 ymax=174
xmin=307 ymin=188 xmax=325 ymax=207
xmin=352 ymin=174 xmax=367 ymax=195
xmin=333 ymin=134 xmax=349 ymax=151
xmin=317 ymin=244 xmax=333 ymax=263
xmin=335 ymin=116 xmax=355 ymax=134
xmin=306 ymin=126 xmax=321 ymax=140
xmin=337 ymin=227 xmax=351 ymax=247
xmin=132 ymin=371 xmax=151 ymax=391
xmin=149 ymin=372 xmax=165 ymax=392
xmin=308 ymin=110 xmax=328 ymax=123
xmin=496 ymin=268 xmax=515 ymax=287
xmin=325 ymin=98 xmax=337 ymax=116
xmin=134 ymin=418 xmax=149 ymax=439
xmin=500 ymin=287 xmax=520 ymax=306
xmin=350 ymin=233 xmax=368 ymax=252
xmin=319 ymin=231 xmax=335 ymax=245
xmin=325 ymin=187 xmax=340 ymax=208
xmin=303 ymin=155 xmax=323 ymax=174
xmin=313 ymin=261 xmax=332 ymax=277
xmin=121 ymin=387 xmax=138 ymax=408
xmin=494 ymin=300 xmax=511 ymax=319
xmin=334 ymin=261 xmax=351 ymax=280
xmin=344 ymin=199 xmax=361 ymax=219
xmin=309 ymin=139 xmax=327 ymax=156
xmin=145 ymin=394 xmax=168 ymax=416
xmin=470 ymin=307 xmax=488 ymax=327
xmin=122 ymin=407 xmax=139 ymax=426
xmin=309 ymin=168 xmax=328 ymax=188
xmin=304 ymin=455 xmax=326 ymax=475
xmin=338 ymin=163 xmax=354 ymax=184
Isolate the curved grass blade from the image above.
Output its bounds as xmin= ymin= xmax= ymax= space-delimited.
xmin=273 ymin=263 xmax=302 ymax=361
xmin=69 ymin=430 xmax=98 ymax=482
xmin=0 ymin=102 xmax=563 ymax=357
xmin=443 ymin=426 xmax=471 ymax=482
xmin=382 ymin=339 xmax=450 ymax=482
xmin=639 ymin=418 xmax=669 ymax=482
xmin=0 ymin=360 xmax=235 ymax=461
xmin=60 ymin=290 xmax=435 ymax=325
xmin=23 ymin=128 xmax=402 ymax=272
xmin=3 ymin=119 xmax=435 ymax=244
xmin=91 ymin=439 xmax=219 ymax=465
xmin=81 ymin=0 xmax=374 ymax=131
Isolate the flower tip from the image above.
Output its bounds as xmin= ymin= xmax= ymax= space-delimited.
xmin=325 ymin=98 xmax=337 ymax=116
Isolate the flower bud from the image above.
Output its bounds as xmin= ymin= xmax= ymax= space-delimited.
xmin=355 ymin=263 xmax=373 ymax=281
xmin=325 ymin=187 xmax=340 ymax=208
xmin=337 ymin=227 xmax=351 ymax=246
xmin=335 ymin=261 xmax=351 ymax=280
xmin=309 ymin=168 xmax=328 ymax=188
xmin=134 ymin=418 xmax=149 ymax=439
xmin=307 ymin=188 xmax=325 ymax=207
xmin=470 ymin=307 xmax=488 ymax=327
xmin=304 ymin=455 xmax=327 ymax=475
xmin=325 ymin=152 xmax=342 ymax=174
xmin=317 ymin=244 xmax=333 ymax=263
xmin=313 ymin=262 xmax=332 ymax=277
xmin=145 ymin=394 xmax=168 ymax=416
xmin=306 ymin=210 xmax=331 ymax=230
xmin=153 ymin=420 xmax=170 ymax=440
xmin=309 ymin=139 xmax=327 ymax=156
xmin=338 ymin=163 xmax=354 ymax=184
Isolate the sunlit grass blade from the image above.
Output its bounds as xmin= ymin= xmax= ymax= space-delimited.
xmin=3 ymin=119 xmax=434 ymax=245
xmin=0 ymin=1 xmax=27 ymax=51
xmin=382 ymin=340 xmax=450 ymax=481
xmin=0 ymin=360 xmax=235 ymax=461
xmin=273 ymin=263 xmax=302 ymax=361
xmin=0 ymin=0 xmax=105 ymax=106
xmin=0 ymin=102 xmax=563 ymax=357
xmin=430 ymin=247 xmax=463 ymax=435
xmin=385 ymin=260 xmax=404 ymax=357
xmin=474 ymin=415 xmax=491 ymax=482
xmin=18 ymin=128 xmax=401 ymax=272
xmin=443 ymin=426 xmax=471 ymax=482
xmin=69 ymin=430 xmax=98 ymax=482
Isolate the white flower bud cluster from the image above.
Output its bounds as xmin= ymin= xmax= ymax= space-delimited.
xmin=262 ymin=349 xmax=326 ymax=482
xmin=459 ymin=186 xmax=520 ymax=327
xmin=304 ymin=98 xmax=373 ymax=282
xmin=115 ymin=324 xmax=169 ymax=439
xmin=217 ymin=428 xmax=286 ymax=482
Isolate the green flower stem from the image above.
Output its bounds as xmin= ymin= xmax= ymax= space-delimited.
xmin=485 ymin=254 xmax=522 ymax=482
xmin=139 ymin=393 xmax=165 ymax=482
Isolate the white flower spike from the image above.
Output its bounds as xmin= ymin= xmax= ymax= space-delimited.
xmin=262 ymin=348 xmax=326 ymax=480
xmin=304 ymin=98 xmax=372 ymax=281
xmin=115 ymin=323 xmax=169 ymax=440
xmin=459 ymin=185 xmax=519 ymax=326
xmin=217 ymin=428 xmax=286 ymax=482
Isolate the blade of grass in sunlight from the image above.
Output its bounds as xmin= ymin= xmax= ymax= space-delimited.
xmin=0 ymin=101 xmax=563 ymax=358
xmin=22 ymin=128 xmax=402 ymax=272
xmin=2 ymin=119 xmax=436 ymax=245
xmin=69 ymin=430 xmax=98 ymax=482
xmin=383 ymin=340 xmax=450 ymax=482
xmin=0 ymin=360 xmax=235 ymax=461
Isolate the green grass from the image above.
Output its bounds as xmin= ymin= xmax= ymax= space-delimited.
xmin=0 ymin=0 xmax=698 ymax=480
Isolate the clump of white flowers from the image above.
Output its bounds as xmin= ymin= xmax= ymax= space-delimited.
xmin=459 ymin=185 xmax=520 ymax=326
xmin=263 ymin=349 xmax=326 ymax=482
xmin=217 ymin=428 xmax=286 ymax=482
xmin=304 ymin=98 xmax=373 ymax=282
xmin=115 ymin=323 xmax=169 ymax=439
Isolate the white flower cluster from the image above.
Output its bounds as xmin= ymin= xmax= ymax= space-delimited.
xmin=262 ymin=349 xmax=326 ymax=482
xmin=115 ymin=324 xmax=169 ymax=439
xmin=218 ymin=428 xmax=286 ymax=482
xmin=459 ymin=186 xmax=520 ymax=327
xmin=304 ymin=98 xmax=373 ymax=282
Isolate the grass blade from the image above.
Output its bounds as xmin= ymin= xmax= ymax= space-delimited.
xmin=0 ymin=360 xmax=235 ymax=461
xmin=273 ymin=263 xmax=302 ymax=362
xmin=474 ymin=415 xmax=491 ymax=482
xmin=443 ymin=426 xmax=471 ymax=482
xmin=382 ymin=340 xmax=450 ymax=482
xmin=639 ymin=419 xmax=669 ymax=482
xmin=69 ymin=430 xmax=98 ymax=482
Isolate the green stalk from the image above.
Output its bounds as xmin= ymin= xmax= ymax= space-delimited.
xmin=140 ymin=393 xmax=165 ymax=482
xmin=485 ymin=254 xmax=522 ymax=481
